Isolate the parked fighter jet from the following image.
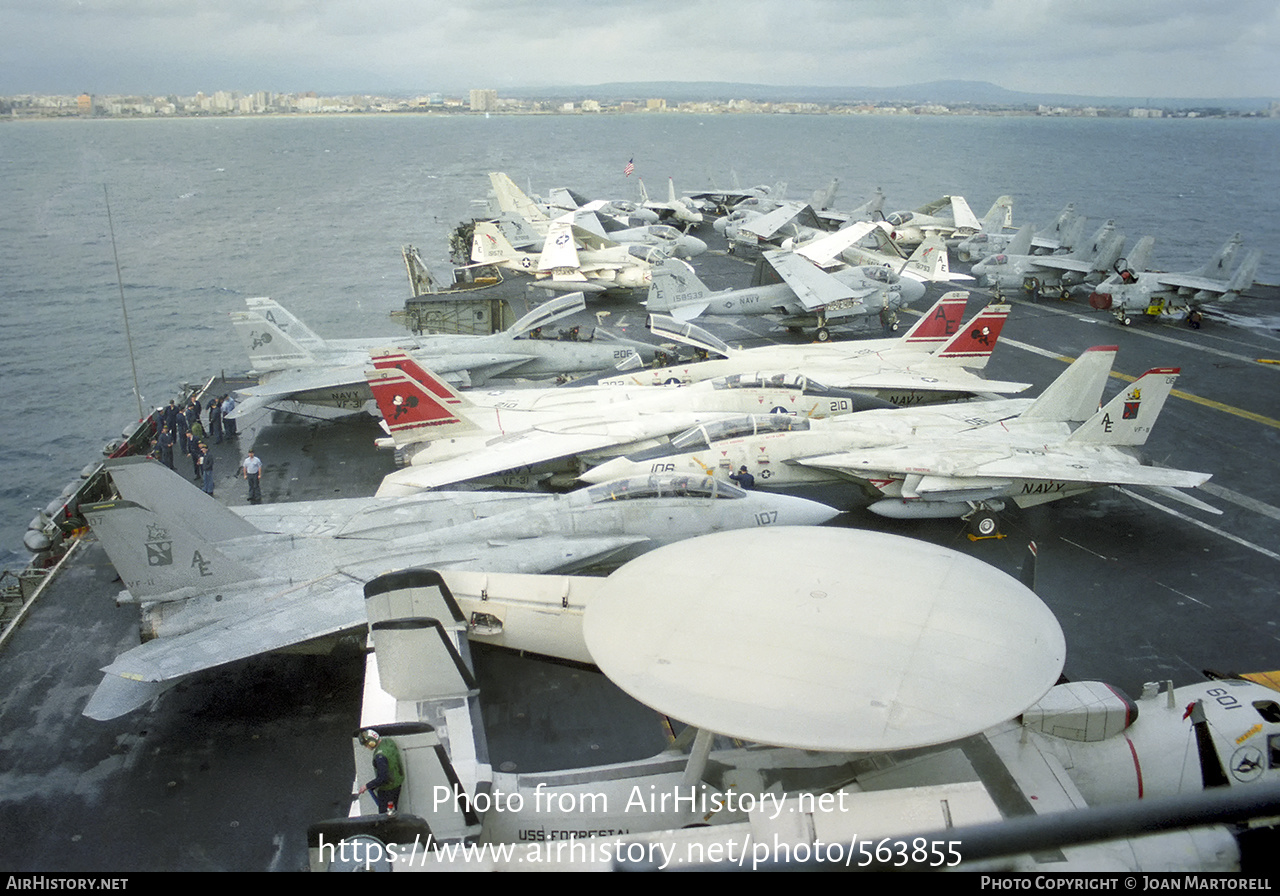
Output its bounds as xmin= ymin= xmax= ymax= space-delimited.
xmin=954 ymin=202 xmax=1081 ymax=262
xmin=484 ymin=172 xmax=699 ymax=256
xmin=79 ymin=457 xmax=838 ymax=720
xmin=796 ymin=222 xmax=974 ymax=285
xmin=311 ymin=529 xmax=1257 ymax=871
xmin=585 ymin=347 xmax=1213 ymax=534
xmin=971 ymin=219 xmax=1132 ymax=299
xmin=602 ymin=295 xmax=1031 ymax=404
xmin=366 ymin=351 xmax=896 ymax=494
xmin=471 ymin=219 xmax=663 ymax=294
xmin=226 ymin=294 xmax=654 ymax=420
xmin=644 ymin=250 xmax=925 ymax=339
xmin=1087 ymin=233 xmax=1262 ymax=327
xmin=637 ymin=177 xmax=704 ymax=230
xmin=884 ymin=195 xmax=1012 ymax=248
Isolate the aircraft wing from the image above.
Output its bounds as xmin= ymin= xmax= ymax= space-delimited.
xmin=794 ymin=221 xmax=885 ymax=268
xmin=1025 ymin=255 xmax=1099 ymax=275
xmin=796 ymin=444 xmax=1211 ymax=490
xmin=740 ymin=200 xmax=811 ymax=239
xmin=84 ymin=532 xmax=656 ymax=720
xmin=1136 ymin=272 xmax=1242 ymax=294
xmin=85 ymin=574 xmax=368 ymax=720
xmin=764 ymin=250 xmax=875 ymax=312
xmin=376 ymin=411 xmax=737 ymax=495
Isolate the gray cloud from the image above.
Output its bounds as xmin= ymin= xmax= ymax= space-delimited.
xmin=1 ymin=0 xmax=1275 ymax=98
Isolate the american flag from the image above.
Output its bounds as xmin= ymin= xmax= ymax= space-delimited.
xmin=623 ymin=158 xmax=634 ymax=177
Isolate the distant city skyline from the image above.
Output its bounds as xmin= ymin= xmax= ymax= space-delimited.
xmin=2 ymin=1 xmax=1277 ymax=100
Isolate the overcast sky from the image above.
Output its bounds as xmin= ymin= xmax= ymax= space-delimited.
xmin=3 ymin=0 xmax=1277 ymax=99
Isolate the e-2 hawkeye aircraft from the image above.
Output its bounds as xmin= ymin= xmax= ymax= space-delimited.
xmin=583 ymin=346 xmax=1213 ymax=535
xmin=226 ymin=294 xmax=655 ymax=420
xmin=78 ymin=457 xmax=837 ymax=721
xmin=310 ymin=529 xmax=1263 ymax=871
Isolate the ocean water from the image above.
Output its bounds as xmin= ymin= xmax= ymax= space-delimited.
xmin=1 ymin=112 xmax=1277 ymax=564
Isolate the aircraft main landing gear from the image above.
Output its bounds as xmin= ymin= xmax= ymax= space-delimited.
xmin=964 ymin=508 xmax=1003 ymax=540
xmin=815 ymin=326 xmax=831 ymax=342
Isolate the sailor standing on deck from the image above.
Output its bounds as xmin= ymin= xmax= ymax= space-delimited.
xmin=222 ymin=394 xmax=238 ymax=438
xmin=241 ymin=449 xmax=263 ymax=503
xmin=198 ymin=444 xmax=214 ymax=496
xmin=357 ymin=729 xmax=404 ymax=814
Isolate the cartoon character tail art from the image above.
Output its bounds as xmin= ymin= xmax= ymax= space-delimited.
xmin=900 ymin=291 xmax=969 ymax=347
xmin=932 ymin=303 xmax=1011 ymax=368
xmin=1067 ymin=367 xmax=1180 ymax=447
xmin=645 ymin=258 xmax=711 ymax=320
xmin=366 ymin=352 xmax=481 ymax=444
xmin=1021 ymin=346 xmax=1118 ymax=423
xmin=230 ymin=308 xmax=317 ymax=372
xmin=81 ymin=459 xmax=257 ymax=601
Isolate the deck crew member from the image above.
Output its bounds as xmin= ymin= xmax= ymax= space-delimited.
xmin=357 ymin=729 xmax=404 ymax=814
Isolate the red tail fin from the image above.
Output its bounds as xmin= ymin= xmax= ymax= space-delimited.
xmin=902 ymin=291 xmax=968 ymax=346
xmin=933 ymin=303 xmax=1010 ymax=368
xmin=365 ymin=357 xmax=478 ymax=444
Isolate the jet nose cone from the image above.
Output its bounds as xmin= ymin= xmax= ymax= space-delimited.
xmin=579 ymin=458 xmax=632 ymax=485
xmin=761 ymin=492 xmax=843 ymax=526
xmin=901 ymin=277 xmax=927 ymax=305
xmin=678 ymin=236 xmax=708 ymax=257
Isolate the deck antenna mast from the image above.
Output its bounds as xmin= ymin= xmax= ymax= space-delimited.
xmin=104 ymin=185 xmax=145 ymax=421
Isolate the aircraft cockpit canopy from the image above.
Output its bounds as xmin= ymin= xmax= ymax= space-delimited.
xmin=581 ymin=474 xmax=746 ymax=503
xmin=887 ymin=211 xmax=913 ymax=226
xmin=670 ymin=414 xmax=812 ymax=452
xmin=713 ymin=373 xmax=809 ymax=392
xmin=987 ymin=254 xmax=1009 ymax=266
xmin=627 ymin=245 xmax=667 ymax=262
xmin=648 ymin=225 xmax=682 ymax=240
xmin=859 ymin=265 xmax=894 ymax=283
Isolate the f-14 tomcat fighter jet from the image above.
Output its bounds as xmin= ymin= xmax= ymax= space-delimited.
xmin=584 ymin=346 xmax=1213 ymax=535
xmin=80 ymin=458 xmax=838 ymax=720
xmin=228 ymin=294 xmax=656 ymax=420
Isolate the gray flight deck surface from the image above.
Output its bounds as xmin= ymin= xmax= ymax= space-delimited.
xmin=1 ymin=233 xmax=1278 ymax=871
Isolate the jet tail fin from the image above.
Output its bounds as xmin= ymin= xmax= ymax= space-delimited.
xmin=1004 ymin=224 xmax=1035 ymax=259
xmin=488 ymin=171 xmax=549 ymax=223
xmin=1192 ymin=232 xmax=1244 ymax=281
xmin=810 ymin=177 xmax=839 ymax=211
xmin=1225 ymin=249 xmax=1262 ymax=295
xmin=366 ymin=353 xmax=483 ymax=445
xmin=932 ymin=303 xmax=1011 ymax=368
xmin=1021 ymin=346 xmax=1117 ymax=422
xmin=982 ymin=195 xmax=1013 ymax=231
xmin=645 ymin=258 xmax=711 ymax=319
xmin=900 ymin=231 xmax=969 ymax=282
xmin=82 ymin=470 xmax=258 ymax=600
xmin=899 ymin=291 xmax=969 ymax=347
xmin=470 ymin=221 xmax=522 ymax=264
xmin=230 ymin=302 xmax=318 ymax=371
xmin=1067 ymin=367 xmax=1180 ymax=447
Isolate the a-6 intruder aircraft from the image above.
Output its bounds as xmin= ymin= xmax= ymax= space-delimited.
xmin=226 ymin=294 xmax=655 ymax=420
xmin=954 ymin=202 xmax=1081 ymax=263
xmin=970 ymin=219 xmax=1135 ymax=299
xmin=884 ymin=195 xmax=1011 ymax=248
xmin=471 ymin=218 xmax=664 ymax=295
xmin=309 ymin=529 xmax=1262 ymax=871
xmin=366 ymin=352 xmax=897 ymax=495
xmin=79 ymin=458 xmax=837 ymax=721
xmin=793 ymin=222 xmax=974 ymax=286
xmin=1087 ymin=232 xmax=1262 ymax=327
xmin=602 ymin=295 xmax=1031 ymax=405
xmin=644 ymin=250 xmax=926 ymax=340
xmin=584 ymin=346 xmax=1213 ymax=535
